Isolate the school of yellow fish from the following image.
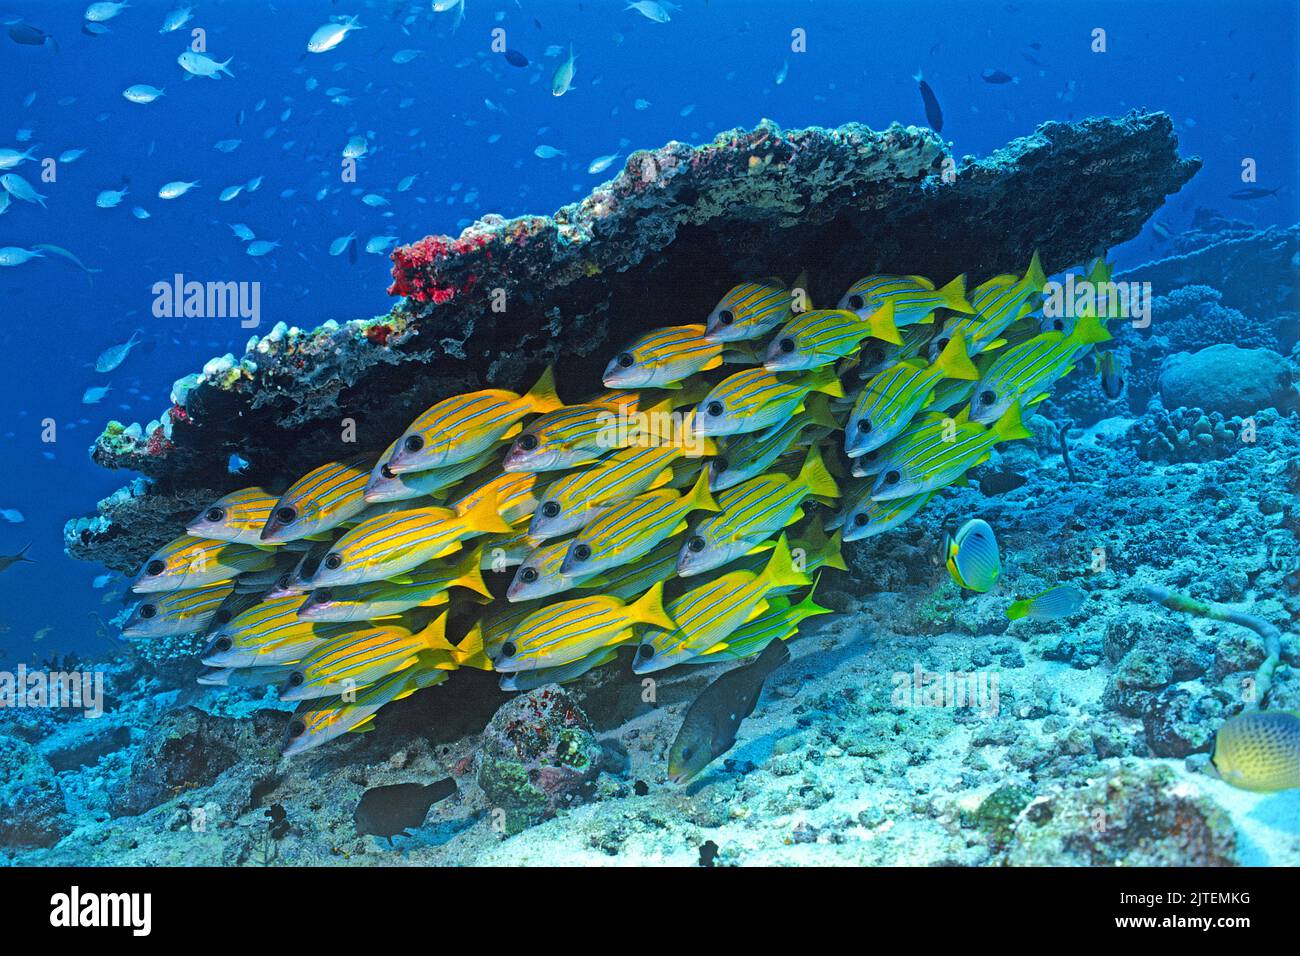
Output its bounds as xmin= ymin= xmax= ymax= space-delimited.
xmin=123 ymin=253 xmax=1120 ymax=756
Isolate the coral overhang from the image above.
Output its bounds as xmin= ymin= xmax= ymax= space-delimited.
xmin=67 ymin=112 xmax=1199 ymax=573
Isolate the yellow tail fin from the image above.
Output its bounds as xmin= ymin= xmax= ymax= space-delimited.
xmin=419 ymin=611 xmax=455 ymax=653
xmin=1023 ymin=249 xmax=1047 ymax=292
xmin=862 ymin=301 xmax=902 ymax=345
xmin=1086 ymin=256 xmax=1112 ymax=285
xmin=818 ymin=528 xmax=848 ymax=572
xmin=792 ymin=574 xmax=834 ymax=619
xmin=804 ymin=365 xmax=845 ymax=399
xmin=992 ymin=401 xmax=1033 ymax=442
xmin=683 ymin=467 xmax=720 ymax=513
xmin=802 ymin=392 xmax=841 ymax=431
xmin=937 ymin=274 xmax=976 ymax=313
xmin=1070 ymin=310 xmax=1112 ymax=346
xmin=522 ymin=365 xmax=563 ymax=414
xmin=760 ymin=534 xmax=813 ymax=591
xmin=1006 ymin=598 xmax=1032 ymax=620
xmin=627 ymin=580 xmax=676 ymax=631
xmin=933 ymin=330 xmax=979 ymax=381
xmin=453 ymin=622 xmax=494 ymax=671
xmin=450 ymin=545 xmax=492 ymax=599
xmin=458 ymin=488 xmax=514 ymax=534
xmin=796 ymin=445 xmax=840 ymax=500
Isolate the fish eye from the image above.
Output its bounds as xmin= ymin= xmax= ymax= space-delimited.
xmin=778 ymin=337 xmax=796 ymax=354
xmin=288 ymin=672 xmax=305 ymax=687
xmin=883 ymin=470 xmax=900 ymax=485
xmin=521 ymin=567 xmax=538 ymax=583
xmin=978 ymin=390 xmax=996 ymax=405
xmin=848 ymin=294 xmax=866 ymax=310
xmin=541 ymin=501 xmax=561 ymax=518
xmin=687 ymin=536 xmax=706 ymax=553
xmin=616 ymin=352 xmax=634 ymax=368
xmin=500 ymin=641 xmax=517 ymax=658
xmin=717 ymin=309 xmax=734 ymax=326
xmin=713 ymin=457 xmax=728 ymax=474
xmin=215 ymin=636 xmax=233 ymax=652
xmin=324 ymin=553 xmax=342 ymax=570
xmin=204 ymin=507 xmax=225 ymax=523
xmin=139 ymin=604 xmax=157 ymax=619
xmin=288 ymin=720 xmax=306 ymax=739
xmin=519 ymin=433 xmax=539 ymax=451
xmin=858 ymin=418 xmax=872 ymax=433
xmin=145 ymin=559 xmax=165 ymax=576
xmin=275 ymin=506 xmax=297 ymax=524
xmin=706 ymin=401 xmax=724 ymax=417
xmin=403 ymin=434 xmax=424 ymax=453
xmin=637 ymin=644 xmax=654 ymax=660
xmin=853 ymin=513 xmax=870 ymax=527
xmin=572 ymin=544 xmax=592 ymax=562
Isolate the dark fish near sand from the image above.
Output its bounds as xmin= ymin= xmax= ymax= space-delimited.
xmin=354 ymin=779 xmax=457 ymax=844
xmin=668 ymin=638 xmax=789 ymax=783
xmin=913 ymin=69 xmax=943 ymax=132
xmin=0 ymin=543 xmax=33 ymax=573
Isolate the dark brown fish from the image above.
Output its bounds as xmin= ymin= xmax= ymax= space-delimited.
xmin=667 ymin=638 xmax=789 ymax=784
xmin=913 ymin=70 xmax=943 ymax=133
xmin=0 ymin=544 xmax=33 ymax=574
xmin=354 ymin=779 xmax=457 ymax=845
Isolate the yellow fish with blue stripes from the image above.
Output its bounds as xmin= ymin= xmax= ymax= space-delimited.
xmin=200 ymin=594 xmax=342 ymax=668
xmin=308 ymin=492 xmax=512 ymax=588
xmin=501 ymin=391 xmax=655 ymax=472
xmin=296 ymin=546 xmax=490 ymax=623
xmin=187 ymin=487 xmax=280 ymax=545
xmin=837 ymin=272 xmax=976 ymax=327
xmin=283 ymin=664 xmax=449 ymax=757
xmin=968 ymin=310 xmax=1110 ymax=425
xmin=122 ymin=581 xmax=235 ymax=638
xmin=870 ymin=402 xmax=1032 ymax=500
xmin=704 ymin=276 xmax=802 ymax=343
xmin=559 ymin=469 xmax=718 ymax=579
xmin=132 ymin=536 xmax=275 ymax=594
xmin=845 ymin=330 xmax=979 ymax=458
xmin=603 ymin=324 xmax=726 ymax=389
xmin=261 ymin=457 xmax=372 ymax=543
xmin=528 ymin=441 xmax=710 ymax=541
xmin=364 ymin=441 xmax=501 ymax=504
xmin=677 ymin=445 xmax=840 ymax=576
xmin=682 ymin=585 xmax=831 ymax=664
xmin=384 ymin=366 xmax=563 ymax=475
xmin=928 ymin=251 xmax=1046 ymax=358
xmin=696 ymin=365 xmax=843 ymax=437
xmin=764 ymin=304 xmax=901 ymax=371
xmin=634 ymin=534 xmax=810 ymax=673
xmin=279 ymin=612 xmax=490 ymax=702
xmin=494 ymin=580 xmax=675 ymax=672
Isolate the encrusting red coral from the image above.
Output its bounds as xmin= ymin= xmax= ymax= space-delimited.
xmin=388 ymin=233 xmax=493 ymax=304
